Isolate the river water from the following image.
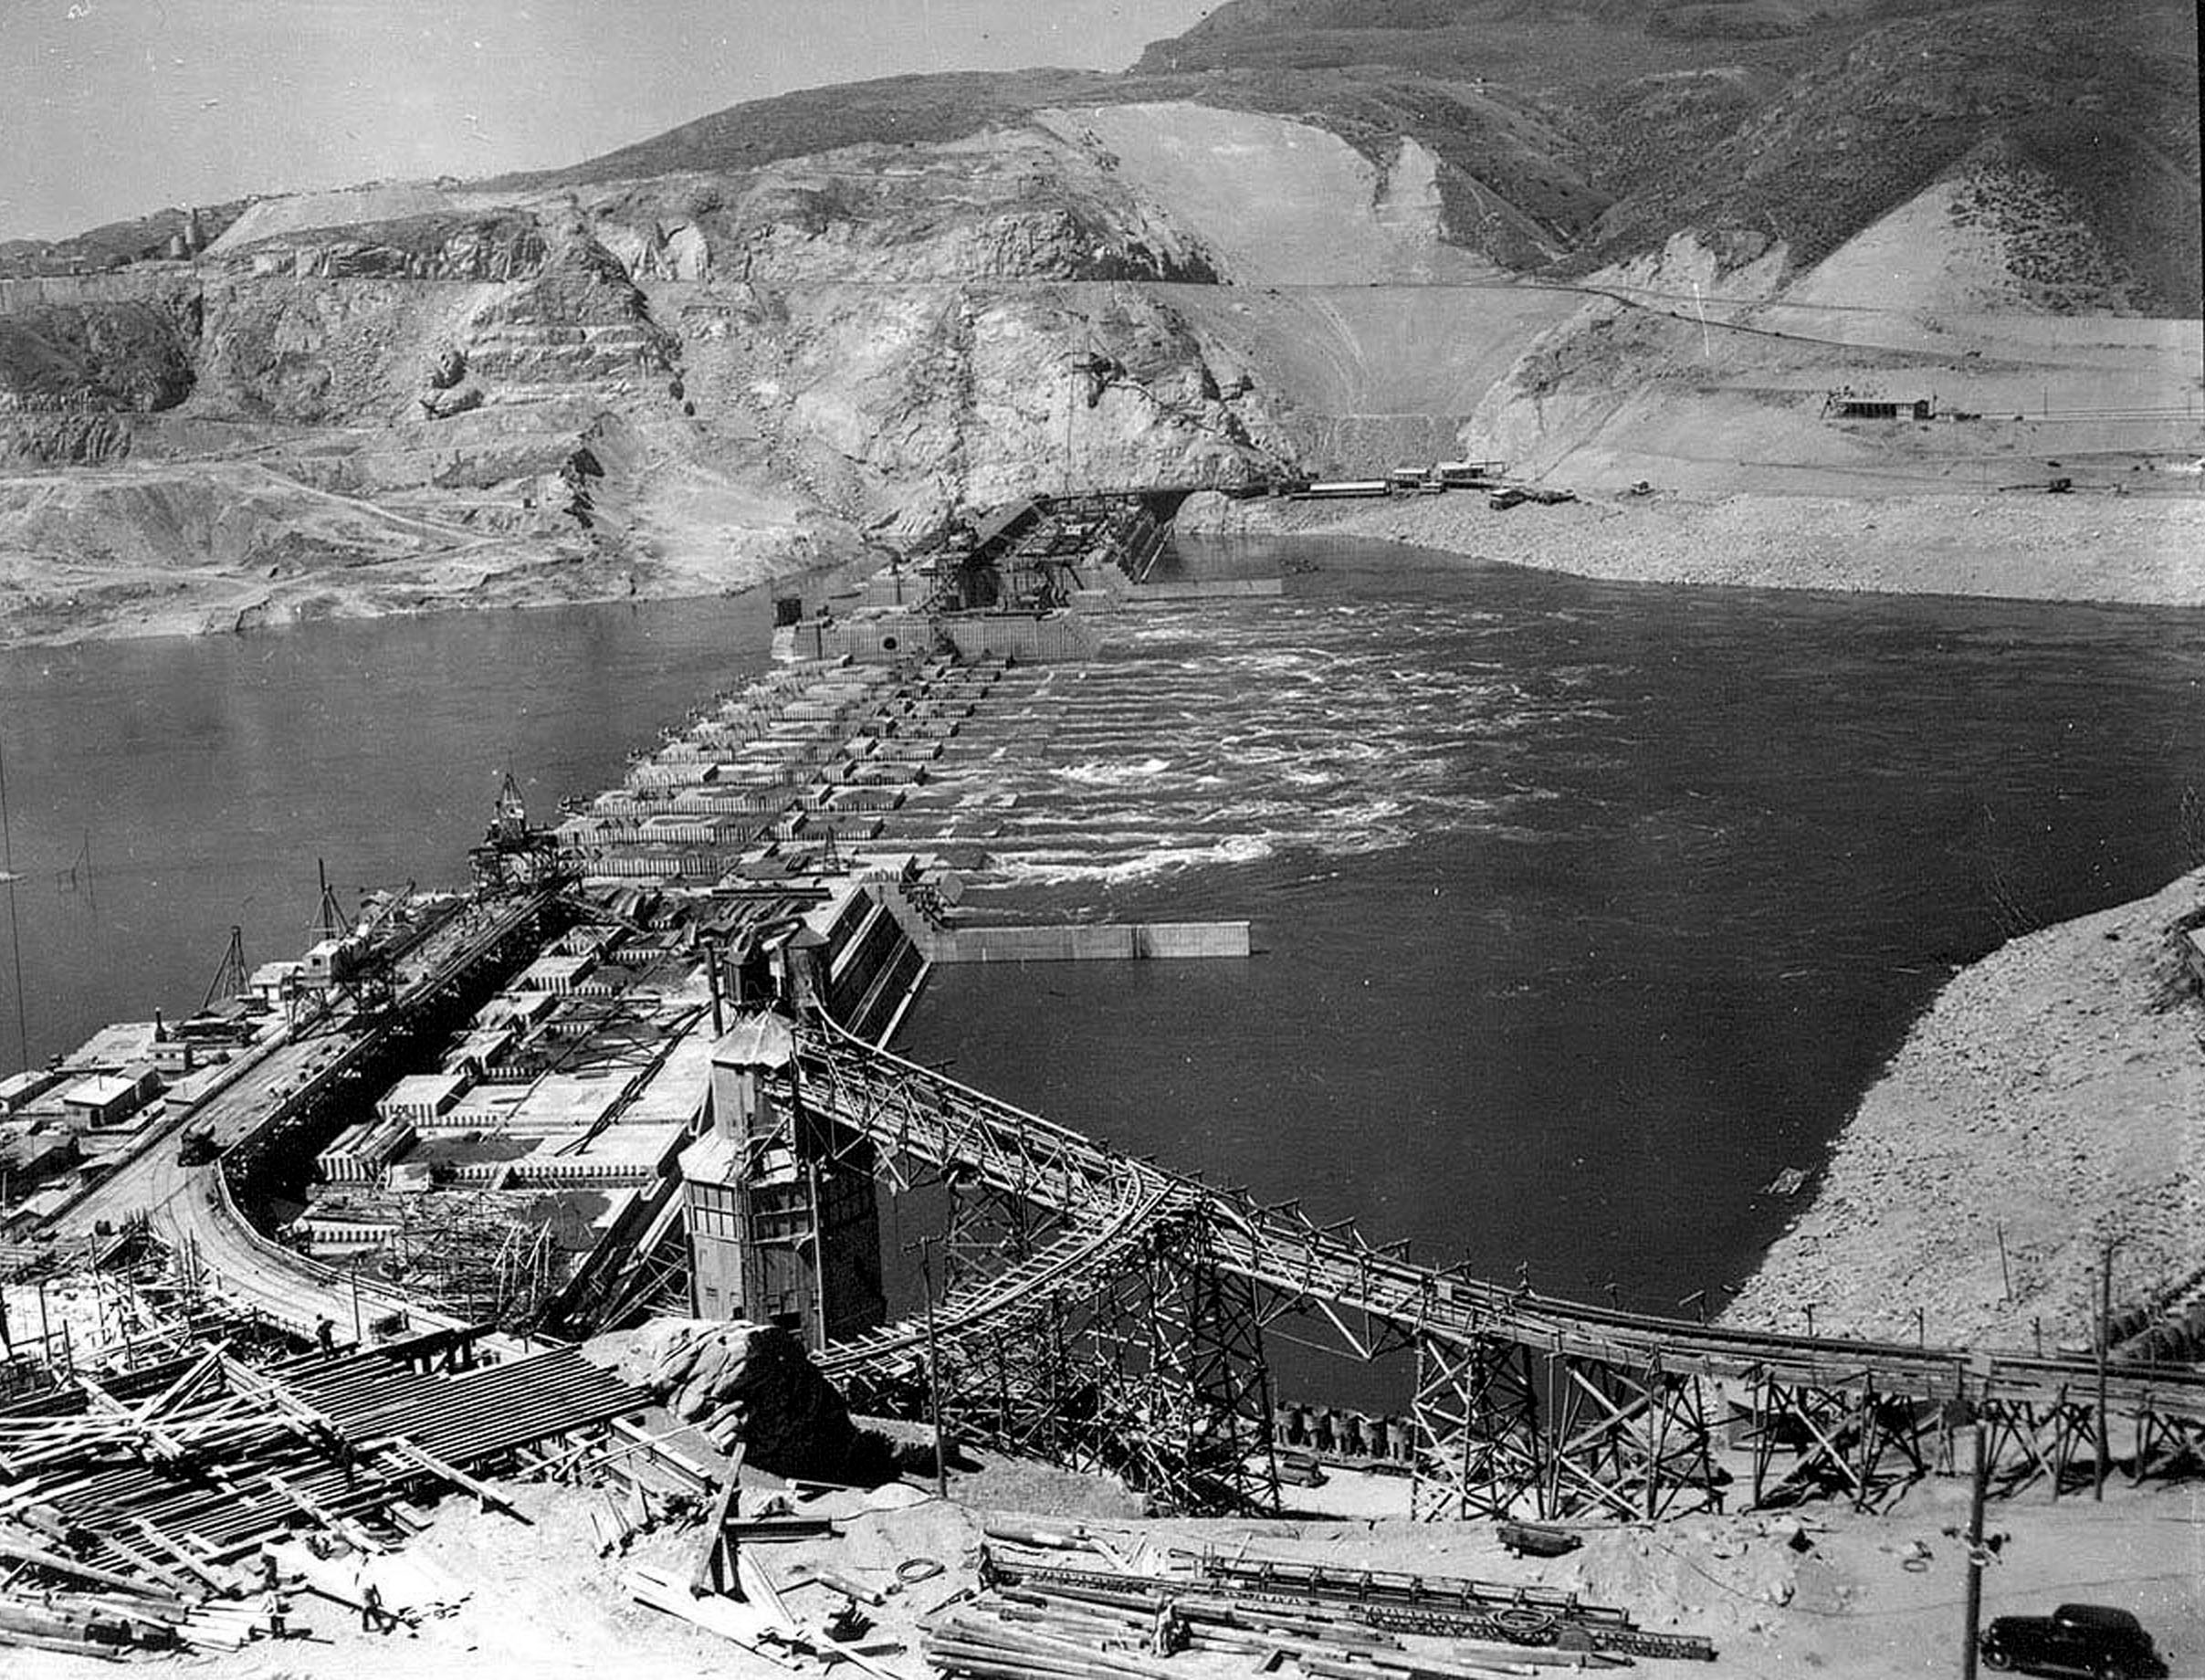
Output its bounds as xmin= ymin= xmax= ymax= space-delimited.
xmin=891 ymin=536 xmax=2205 ymax=1323
xmin=0 ymin=598 xmax=782 ymax=1070
xmin=5 ymin=542 xmax=2204 ymax=1335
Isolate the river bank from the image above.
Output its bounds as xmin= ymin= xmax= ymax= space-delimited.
xmin=1725 ymin=862 xmax=2205 ymax=1349
xmin=1182 ymin=487 xmax=2205 ymax=607
xmin=9 ymin=478 xmax=2205 ymax=651
xmin=0 ymin=520 xmax=828 ymax=650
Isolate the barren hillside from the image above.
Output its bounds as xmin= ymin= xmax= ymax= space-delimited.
xmin=0 ymin=0 xmax=2195 ymax=643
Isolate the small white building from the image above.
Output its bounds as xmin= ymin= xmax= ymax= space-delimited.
xmin=247 ymin=960 xmax=304 ymax=1009
xmin=515 ymin=953 xmax=596 ymax=995
xmin=0 ymin=1067 xmax=67 ymax=1117
xmin=58 ymin=1067 xmax=162 ymax=1129
xmin=375 ymin=1071 xmax=470 ymax=1126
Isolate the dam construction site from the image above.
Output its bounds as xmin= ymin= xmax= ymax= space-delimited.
xmin=0 ymin=508 xmax=2201 ymax=1678
xmin=2 ymin=0 xmax=2201 ymax=1674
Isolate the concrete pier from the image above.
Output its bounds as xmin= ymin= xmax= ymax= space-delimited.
xmin=940 ymin=921 xmax=1252 ymax=961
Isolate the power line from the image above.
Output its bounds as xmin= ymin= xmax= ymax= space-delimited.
xmin=0 ymin=730 xmax=28 ymax=1073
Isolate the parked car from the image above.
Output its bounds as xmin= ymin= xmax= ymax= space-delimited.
xmin=1980 ymin=1603 xmax=2168 ymax=1678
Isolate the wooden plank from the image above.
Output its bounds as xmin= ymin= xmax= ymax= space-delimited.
xmin=262 ymin=1472 xmax=383 ymax=1556
xmin=78 ymin=1376 xmax=191 ymax=1464
xmin=127 ymin=1517 xmax=225 ymax=1594
xmin=394 ymin=1439 xmax=530 ymax=1524
xmin=80 ymin=1522 xmax=193 ymax=1596
xmin=736 ymin=1548 xmax=803 ymax=1637
xmin=0 ymin=1622 xmax=128 ymax=1661
xmin=133 ymin=1347 xmax=226 ymax=1425
xmin=689 ymin=1465 xmax=742 ymax=1597
xmin=623 ymin=1562 xmax=806 ymax=1671
xmin=605 ymin=1415 xmax=719 ymax=1491
xmin=0 ymin=1533 xmax=184 ymax=1601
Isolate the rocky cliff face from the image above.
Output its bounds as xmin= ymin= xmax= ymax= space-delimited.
xmin=0 ymin=120 xmax=1306 ymax=641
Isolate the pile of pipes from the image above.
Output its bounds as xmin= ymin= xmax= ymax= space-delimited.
xmin=919 ymin=1539 xmax=1716 ymax=1680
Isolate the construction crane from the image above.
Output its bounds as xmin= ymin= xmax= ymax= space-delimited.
xmin=469 ymin=770 xmax=570 ymax=894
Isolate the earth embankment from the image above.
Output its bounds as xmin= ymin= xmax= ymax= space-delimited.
xmin=1725 ymin=865 xmax=2205 ymax=1349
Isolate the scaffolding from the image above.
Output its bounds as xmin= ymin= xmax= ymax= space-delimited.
xmin=385 ymin=1198 xmax=561 ymax=1330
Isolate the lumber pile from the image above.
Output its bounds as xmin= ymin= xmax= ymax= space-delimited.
xmin=0 ymin=1528 xmax=271 ymax=1659
xmin=0 ymin=1325 xmax=649 ymax=1659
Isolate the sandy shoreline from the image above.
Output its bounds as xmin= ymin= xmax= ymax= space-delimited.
xmin=1723 ymin=864 xmax=2205 ymax=1349
xmin=9 ymin=481 xmax=2205 ymax=653
xmin=1185 ymin=485 xmax=2205 ymax=606
xmin=0 ymin=538 xmax=847 ymax=652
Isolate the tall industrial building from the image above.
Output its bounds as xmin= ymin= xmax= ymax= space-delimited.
xmin=680 ymin=1013 xmax=886 ymax=1346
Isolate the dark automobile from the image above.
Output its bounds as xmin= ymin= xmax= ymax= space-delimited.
xmin=1980 ymin=1603 xmax=2168 ymax=1678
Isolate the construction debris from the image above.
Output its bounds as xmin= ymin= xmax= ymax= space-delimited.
xmin=951 ymin=1544 xmax=1717 ymax=1669
xmin=625 ymin=1542 xmax=919 ymax=1678
xmin=0 ymin=1321 xmax=646 ymax=1657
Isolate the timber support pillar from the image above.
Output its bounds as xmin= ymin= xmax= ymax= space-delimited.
xmin=1095 ymin=1210 xmax=1280 ymax=1516
xmin=1410 ymin=1331 xmax=1543 ymax=1520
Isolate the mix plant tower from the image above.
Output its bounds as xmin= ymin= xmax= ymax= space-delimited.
xmin=681 ymin=1012 xmax=886 ymax=1346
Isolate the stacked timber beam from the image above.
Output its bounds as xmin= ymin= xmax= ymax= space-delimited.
xmin=0 ymin=1326 xmax=648 ymax=1659
xmin=919 ymin=1541 xmax=1716 ymax=1680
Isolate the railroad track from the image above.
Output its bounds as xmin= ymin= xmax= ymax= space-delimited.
xmin=48 ymin=890 xmax=553 ymax=1353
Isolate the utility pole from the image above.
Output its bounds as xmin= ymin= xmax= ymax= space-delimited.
xmin=916 ymin=1235 xmax=950 ymax=1501
xmin=2095 ymin=1239 xmax=2116 ymax=1501
xmin=806 ymin=1161 xmax=830 ymax=1357
xmin=1960 ymin=1423 xmax=1988 ymax=1680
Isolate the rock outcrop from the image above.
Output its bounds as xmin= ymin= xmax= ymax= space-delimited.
xmin=613 ymin=1317 xmax=884 ymax=1483
xmin=0 ymin=299 xmax=198 ymax=411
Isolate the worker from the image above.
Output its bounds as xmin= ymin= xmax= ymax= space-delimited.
xmin=315 ymin=1317 xmax=336 ymax=1354
xmin=263 ymin=1587 xmax=289 ymax=1641
xmin=361 ymin=1578 xmax=394 ymax=1635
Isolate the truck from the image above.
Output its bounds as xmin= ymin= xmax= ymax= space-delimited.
xmin=175 ymin=1124 xmax=217 ymax=1166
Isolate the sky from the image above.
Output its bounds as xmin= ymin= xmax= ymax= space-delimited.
xmin=0 ymin=0 xmax=1222 ymax=243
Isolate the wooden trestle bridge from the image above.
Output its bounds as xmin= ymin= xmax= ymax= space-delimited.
xmin=786 ymin=1014 xmax=2205 ymax=1519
